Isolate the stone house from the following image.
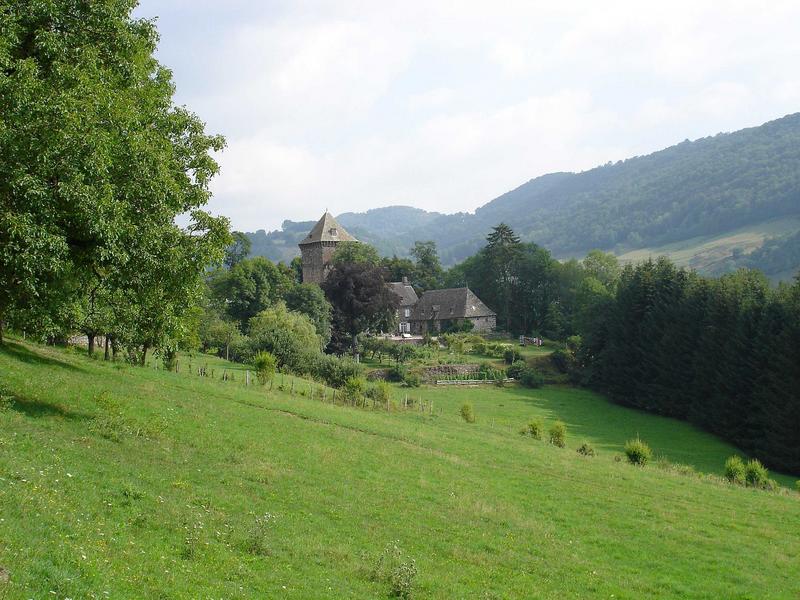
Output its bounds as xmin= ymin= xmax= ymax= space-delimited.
xmin=297 ymin=214 xmax=496 ymax=335
xmin=298 ymin=212 xmax=357 ymax=284
xmin=409 ymin=287 xmax=496 ymax=334
xmin=387 ymin=277 xmax=419 ymax=334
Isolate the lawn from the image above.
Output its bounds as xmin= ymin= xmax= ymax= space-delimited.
xmin=1 ymin=338 xmax=798 ymax=599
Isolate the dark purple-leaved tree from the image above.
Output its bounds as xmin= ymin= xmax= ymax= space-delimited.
xmin=322 ymin=263 xmax=400 ymax=359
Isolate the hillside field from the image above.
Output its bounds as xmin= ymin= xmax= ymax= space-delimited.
xmin=616 ymin=217 xmax=800 ymax=276
xmin=0 ymin=339 xmax=798 ymax=598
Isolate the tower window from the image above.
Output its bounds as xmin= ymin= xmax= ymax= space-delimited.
xmin=329 ymin=228 xmax=338 ymax=237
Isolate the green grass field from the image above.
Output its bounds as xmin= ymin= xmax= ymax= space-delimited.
xmin=1 ymin=339 xmax=798 ymax=598
xmin=616 ymin=216 xmax=800 ymax=274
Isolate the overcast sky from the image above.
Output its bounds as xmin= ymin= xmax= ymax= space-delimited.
xmin=135 ymin=0 xmax=800 ymax=232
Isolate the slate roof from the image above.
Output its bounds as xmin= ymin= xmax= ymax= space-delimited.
xmin=410 ymin=287 xmax=495 ymax=321
xmin=387 ymin=281 xmax=419 ymax=307
xmin=299 ymin=212 xmax=357 ymax=245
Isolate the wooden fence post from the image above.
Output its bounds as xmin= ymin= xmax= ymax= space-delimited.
xmin=246 ymin=370 xmax=250 ymax=386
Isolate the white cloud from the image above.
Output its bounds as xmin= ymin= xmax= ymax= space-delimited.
xmin=137 ymin=0 xmax=800 ymax=231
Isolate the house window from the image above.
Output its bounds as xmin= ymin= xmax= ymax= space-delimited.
xmin=329 ymin=228 xmax=338 ymax=237
xmin=404 ymin=308 xmax=410 ymax=318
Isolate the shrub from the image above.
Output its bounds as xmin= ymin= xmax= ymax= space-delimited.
xmin=373 ymin=541 xmax=417 ymax=599
xmin=386 ymin=363 xmax=408 ymax=383
xmin=796 ymin=480 xmax=800 ymax=494
xmin=763 ymin=478 xmax=779 ymax=492
xmin=503 ymin=347 xmax=522 ymax=364
xmin=390 ymin=344 xmax=417 ymax=364
xmin=624 ymin=437 xmax=652 ymax=466
xmin=252 ymin=351 xmax=277 ymax=385
xmin=521 ymin=420 xmax=543 ymax=440
xmin=506 ymin=360 xmax=526 ymax=380
xmin=367 ymin=381 xmax=392 ymax=406
xmin=161 ymin=346 xmax=178 ymax=371
xmin=744 ymin=459 xmax=769 ymax=489
xmin=460 ymin=403 xmax=476 ymax=423
xmin=549 ymin=421 xmax=566 ymax=447
xmin=342 ymin=376 xmax=367 ymax=405
xmin=389 ymin=560 xmax=417 ymax=599
xmin=520 ymin=368 xmax=544 ymax=389
xmin=402 ymin=372 xmax=421 ymax=388
xmin=577 ymin=442 xmax=595 ymax=457
xmin=724 ymin=455 xmax=746 ymax=485
xmin=550 ymin=349 xmax=573 ymax=373
xmin=244 ymin=512 xmax=275 ymax=556
xmin=312 ymin=354 xmax=364 ymax=388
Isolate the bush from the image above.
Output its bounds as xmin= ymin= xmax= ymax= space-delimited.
xmin=243 ymin=512 xmax=275 ymax=556
xmin=503 ymin=347 xmax=522 ymax=364
xmin=373 ymin=541 xmax=417 ymax=599
xmin=549 ymin=421 xmax=566 ymax=447
xmin=577 ymin=442 xmax=595 ymax=457
xmin=311 ymin=354 xmax=364 ymax=388
xmin=550 ymin=349 xmax=573 ymax=373
xmin=744 ymin=459 xmax=769 ymax=489
xmin=389 ymin=560 xmax=417 ymax=599
xmin=402 ymin=372 xmax=421 ymax=388
xmin=460 ymin=403 xmax=475 ymax=423
xmin=506 ymin=360 xmax=526 ymax=380
xmin=161 ymin=346 xmax=178 ymax=371
xmin=520 ymin=420 xmax=543 ymax=440
xmin=520 ymin=368 xmax=544 ymax=388
xmin=724 ymin=455 xmax=746 ymax=485
xmin=390 ymin=344 xmax=417 ymax=364
xmin=252 ymin=351 xmax=277 ymax=385
xmin=341 ymin=376 xmax=367 ymax=405
xmin=796 ymin=480 xmax=800 ymax=494
xmin=366 ymin=381 xmax=392 ymax=406
xmin=386 ymin=363 xmax=408 ymax=383
xmin=624 ymin=437 xmax=652 ymax=466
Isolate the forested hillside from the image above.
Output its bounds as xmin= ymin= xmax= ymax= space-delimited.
xmin=247 ymin=114 xmax=800 ymax=280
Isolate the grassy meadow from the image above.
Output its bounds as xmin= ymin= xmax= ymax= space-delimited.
xmin=616 ymin=216 xmax=800 ymax=274
xmin=1 ymin=338 xmax=799 ymax=599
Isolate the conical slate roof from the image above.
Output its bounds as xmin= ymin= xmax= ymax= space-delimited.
xmin=299 ymin=212 xmax=357 ymax=245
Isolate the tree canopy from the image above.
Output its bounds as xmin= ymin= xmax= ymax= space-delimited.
xmin=0 ymin=0 xmax=229 ymax=351
xmin=322 ymin=263 xmax=399 ymax=358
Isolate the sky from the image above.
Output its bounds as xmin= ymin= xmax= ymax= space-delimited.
xmin=134 ymin=0 xmax=800 ymax=232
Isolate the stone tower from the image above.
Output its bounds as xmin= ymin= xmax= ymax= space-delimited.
xmin=298 ymin=212 xmax=357 ymax=284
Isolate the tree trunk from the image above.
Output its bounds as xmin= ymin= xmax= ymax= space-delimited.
xmin=141 ymin=344 xmax=149 ymax=367
xmin=226 ymin=343 xmax=229 ymax=362
xmin=0 ymin=316 xmax=4 ymax=344
xmin=111 ymin=337 xmax=118 ymax=361
xmin=352 ymin=333 xmax=359 ymax=362
xmin=87 ymin=333 xmax=95 ymax=357
xmin=104 ymin=336 xmax=110 ymax=361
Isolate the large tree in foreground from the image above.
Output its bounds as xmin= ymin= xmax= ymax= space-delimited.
xmin=322 ymin=263 xmax=399 ymax=359
xmin=0 ymin=1 xmax=229 ymax=345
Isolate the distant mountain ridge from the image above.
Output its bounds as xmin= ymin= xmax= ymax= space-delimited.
xmin=246 ymin=113 xmax=800 ymax=280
